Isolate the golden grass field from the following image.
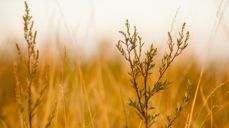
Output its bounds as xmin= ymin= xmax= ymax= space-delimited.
xmin=0 ymin=1 xmax=229 ymax=128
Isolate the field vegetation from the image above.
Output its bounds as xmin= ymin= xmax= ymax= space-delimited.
xmin=0 ymin=1 xmax=229 ymax=128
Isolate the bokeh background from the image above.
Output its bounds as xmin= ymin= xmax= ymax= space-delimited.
xmin=0 ymin=0 xmax=229 ymax=128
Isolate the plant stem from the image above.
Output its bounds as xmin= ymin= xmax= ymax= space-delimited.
xmin=28 ymin=79 xmax=32 ymax=128
xmin=28 ymin=50 xmax=32 ymax=128
xmin=144 ymin=72 xmax=149 ymax=128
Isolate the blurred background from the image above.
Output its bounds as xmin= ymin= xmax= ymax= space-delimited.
xmin=0 ymin=0 xmax=229 ymax=127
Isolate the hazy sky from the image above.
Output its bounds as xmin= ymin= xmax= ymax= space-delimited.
xmin=0 ymin=0 xmax=229 ymax=61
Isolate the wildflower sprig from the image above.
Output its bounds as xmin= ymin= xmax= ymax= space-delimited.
xmin=116 ymin=20 xmax=190 ymax=128
xmin=14 ymin=1 xmax=47 ymax=128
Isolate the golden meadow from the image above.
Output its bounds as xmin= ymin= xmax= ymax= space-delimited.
xmin=0 ymin=1 xmax=229 ymax=128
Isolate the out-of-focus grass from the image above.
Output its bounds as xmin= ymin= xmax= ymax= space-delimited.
xmin=0 ymin=40 xmax=229 ymax=128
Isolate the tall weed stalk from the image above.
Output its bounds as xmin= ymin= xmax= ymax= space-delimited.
xmin=116 ymin=20 xmax=191 ymax=128
xmin=14 ymin=1 xmax=54 ymax=128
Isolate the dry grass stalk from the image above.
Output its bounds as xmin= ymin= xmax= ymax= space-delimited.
xmin=14 ymin=1 xmax=50 ymax=128
xmin=116 ymin=20 xmax=190 ymax=128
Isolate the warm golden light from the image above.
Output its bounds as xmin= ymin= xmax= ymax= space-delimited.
xmin=0 ymin=1 xmax=229 ymax=127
